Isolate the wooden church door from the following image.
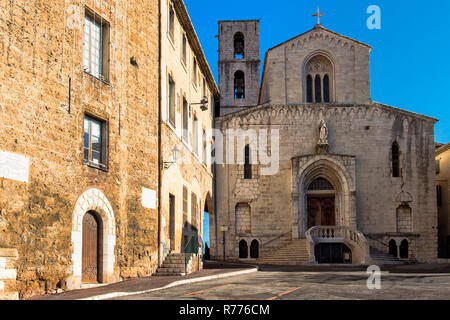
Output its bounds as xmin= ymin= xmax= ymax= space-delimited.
xmin=82 ymin=211 xmax=100 ymax=283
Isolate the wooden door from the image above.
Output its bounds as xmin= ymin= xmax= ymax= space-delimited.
xmin=82 ymin=211 xmax=100 ymax=283
xmin=307 ymin=196 xmax=336 ymax=229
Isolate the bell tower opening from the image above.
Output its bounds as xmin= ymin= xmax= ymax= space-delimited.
xmin=218 ymin=20 xmax=261 ymax=116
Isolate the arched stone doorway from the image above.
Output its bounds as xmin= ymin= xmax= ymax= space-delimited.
xmin=292 ymin=155 xmax=356 ymax=238
xmin=68 ymin=188 xmax=116 ymax=289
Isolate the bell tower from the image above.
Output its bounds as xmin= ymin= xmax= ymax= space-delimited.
xmin=217 ymin=20 xmax=261 ymax=116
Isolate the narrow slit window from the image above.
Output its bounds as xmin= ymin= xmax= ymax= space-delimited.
xmin=244 ymin=145 xmax=252 ymax=179
xmin=392 ymin=142 xmax=400 ymax=177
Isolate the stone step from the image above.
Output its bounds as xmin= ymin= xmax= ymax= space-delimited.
xmin=163 ymin=258 xmax=186 ymax=263
xmin=155 ymin=272 xmax=185 ymax=276
xmin=157 ymin=267 xmax=185 ymax=273
xmin=161 ymin=263 xmax=186 ymax=268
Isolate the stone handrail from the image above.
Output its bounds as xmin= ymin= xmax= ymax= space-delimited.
xmin=306 ymin=226 xmax=370 ymax=264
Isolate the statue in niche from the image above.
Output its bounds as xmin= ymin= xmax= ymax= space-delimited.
xmin=317 ymin=120 xmax=329 ymax=153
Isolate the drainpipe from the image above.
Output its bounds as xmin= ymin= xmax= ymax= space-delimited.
xmin=157 ymin=0 xmax=162 ymax=268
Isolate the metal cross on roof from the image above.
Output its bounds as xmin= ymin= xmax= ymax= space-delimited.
xmin=312 ymin=7 xmax=324 ymax=25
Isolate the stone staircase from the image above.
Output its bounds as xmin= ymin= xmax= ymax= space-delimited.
xmin=155 ymin=253 xmax=187 ymax=276
xmin=369 ymin=247 xmax=405 ymax=265
xmin=257 ymin=239 xmax=311 ymax=265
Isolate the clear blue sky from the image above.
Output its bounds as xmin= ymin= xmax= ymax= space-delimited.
xmin=185 ymin=0 xmax=450 ymax=143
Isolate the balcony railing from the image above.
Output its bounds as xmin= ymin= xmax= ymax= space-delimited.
xmin=306 ymin=226 xmax=371 ymax=264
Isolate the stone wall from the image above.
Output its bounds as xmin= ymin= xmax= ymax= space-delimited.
xmin=0 ymin=249 xmax=18 ymax=300
xmin=0 ymin=0 xmax=159 ymax=298
xmin=215 ymin=103 xmax=438 ymax=263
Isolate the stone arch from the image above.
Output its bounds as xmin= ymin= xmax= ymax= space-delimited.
xmin=239 ymin=239 xmax=248 ymax=259
xmin=250 ymin=239 xmax=259 ymax=259
xmin=293 ymin=156 xmax=356 ymax=238
xmin=68 ymin=188 xmax=116 ymax=289
xmin=302 ymin=50 xmax=337 ymax=103
xmin=400 ymin=239 xmax=409 ymax=259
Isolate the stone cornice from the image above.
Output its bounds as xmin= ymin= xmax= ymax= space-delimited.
xmin=268 ymin=26 xmax=372 ymax=54
xmin=216 ymin=102 xmax=438 ymax=126
xmin=436 ymin=143 xmax=450 ymax=156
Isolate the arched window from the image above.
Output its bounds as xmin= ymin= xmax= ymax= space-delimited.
xmin=392 ymin=142 xmax=400 ymax=177
xmin=239 ymin=240 xmax=248 ymax=259
xmin=244 ymin=145 xmax=252 ymax=179
xmin=306 ymin=75 xmax=313 ymax=103
xmin=305 ymin=55 xmax=333 ymax=103
xmin=323 ymin=74 xmax=330 ymax=103
xmin=314 ymin=75 xmax=322 ymax=103
xmin=400 ymin=240 xmax=409 ymax=259
xmin=234 ymin=71 xmax=245 ymax=99
xmin=250 ymin=240 xmax=259 ymax=259
xmin=234 ymin=32 xmax=245 ymax=59
xmin=389 ymin=239 xmax=397 ymax=257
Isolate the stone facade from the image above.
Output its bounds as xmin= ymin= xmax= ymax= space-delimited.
xmin=159 ymin=0 xmax=218 ymax=260
xmin=436 ymin=143 xmax=450 ymax=258
xmin=214 ymin=22 xmax=438 ymax=264
xmin=218 ymin=20 xmax=261 ymax=116
xmin=0 ymin=0 xmax=160 ymax=298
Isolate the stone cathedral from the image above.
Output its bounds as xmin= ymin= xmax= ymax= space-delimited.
xmin=212 ymin=16 xmax=438 ymax=265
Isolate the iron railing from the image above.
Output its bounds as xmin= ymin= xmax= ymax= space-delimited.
xmin=183 ymin=236 xmax=199 ymax=275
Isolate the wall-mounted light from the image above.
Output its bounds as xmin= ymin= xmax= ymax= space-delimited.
xmin=191 ymin=96 xmax=209 ymax=111
xmin=163 ymin=146 xmax=179 ymax=170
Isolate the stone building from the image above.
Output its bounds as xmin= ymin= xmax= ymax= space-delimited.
xmin=159 ymin=0 xmax=218 ymax=266
xmin=213 ymin=18 xmax=438 ymax=265
xmin=0 ymin=0 xmax=217 ymax=299
xmin=0 ymin=0 xmax=159 ymax=298
xmin=436 ymin=143 xmax=450 ymax=259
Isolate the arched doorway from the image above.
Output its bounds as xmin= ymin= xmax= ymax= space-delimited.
xmin=250 ymin=240 xmax=259 ymax=259
xmin=389 ymin=239 xmax=397 ymax=257
xmin=400 ymin=240 xmax=409 ymax=259
xmin=239 ymin=240 xmax=248 ymax=259
xmin=82 ymin=211 xmax=102 ymax=283
xmin=307 ymin=177 xmax=336 ymax=228
xmin=203 ymin=202 xmax=211 ymax=260
xmin=293 ymin=155 xmax=356 ymax=239
xmin=69 ymin=188 xmax=116 ymax=290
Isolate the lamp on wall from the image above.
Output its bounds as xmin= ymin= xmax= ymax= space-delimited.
xmin=191 ymin=96 xmax=209 ymax=111
xmin=163 ymin=146 xmax=179 ymax=170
